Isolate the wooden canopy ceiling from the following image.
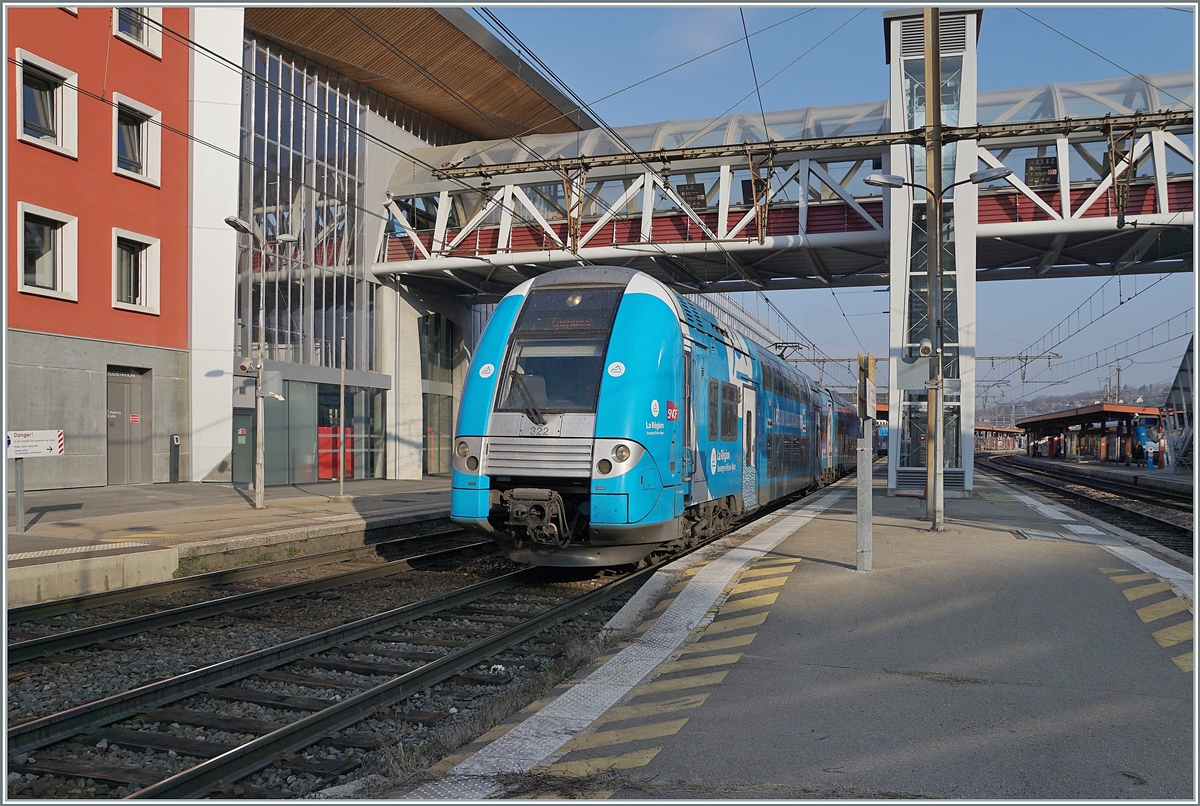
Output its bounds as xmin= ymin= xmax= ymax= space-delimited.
xmin=243 ymin=7 xmax=593 ymax=141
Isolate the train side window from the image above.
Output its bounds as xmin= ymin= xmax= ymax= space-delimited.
xmin=720 ymin=382 xmax=739 ymax=441
xmin=708 ymin=379 xmax=719 ymax=441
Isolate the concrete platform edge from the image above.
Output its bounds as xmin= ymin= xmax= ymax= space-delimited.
xmin=7 ymin=546 xmax=179 ymax=607
xmin=171 ymin=508 xmax=451 ymax=563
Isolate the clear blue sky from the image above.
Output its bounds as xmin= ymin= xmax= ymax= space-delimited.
xmin=475 ymin=4 xmax=1195 ymax=400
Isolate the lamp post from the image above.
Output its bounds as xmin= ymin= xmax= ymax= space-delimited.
xmin=865 ymin=165 xmax=1011 ymax=529
xmin=225 ymin=216 xmax=297 ymax=510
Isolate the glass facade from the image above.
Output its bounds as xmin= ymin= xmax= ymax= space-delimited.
xmin=898 ymin=48 xmax=966 ymax=470
xmin=237 ymin=35 xmax=373 ymax=373
xmin=235 ymin=34 xmax=469 ymax=484
xmin=419 ymin=314 xmax=462 ymax=476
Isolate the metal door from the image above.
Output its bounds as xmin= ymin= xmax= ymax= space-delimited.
xmin=231 ymin=408 xmax=254 ymax=485
xmin=107 ymin=371 xmax=148 ymax=484
xmin=741 ymin=386 xmax=757 ymax=508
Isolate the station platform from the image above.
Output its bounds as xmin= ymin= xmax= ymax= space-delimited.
xmin=5 ymin=478 xmax=451 ymax=606
xmin=398 ymin=464 xmax=1194 ymax=800
xmin=1005 ymin=453 xmax=1194 ymax=496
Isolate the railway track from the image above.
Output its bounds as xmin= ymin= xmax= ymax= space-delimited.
xmin=7 ymin=564 xmax=652 ymax=799
xmin=7 ymin=484 xmax=832 ymax=798
xmin=980 ymin=455 xmax=1193 ymax=557
xmin=7 ymin=538 xmax=496 ymax=665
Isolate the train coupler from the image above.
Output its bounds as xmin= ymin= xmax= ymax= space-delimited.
xmin=502 ymin=488 xmax=571 ymax=549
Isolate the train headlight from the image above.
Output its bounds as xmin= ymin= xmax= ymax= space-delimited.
xmin=597 ymin=458 xmax=612 ymax=475
xmin=456 ymin=441 xmax=470 ymax=457
xmin=613 ymin=444 xmax=630 ymax=462
xmin=466 ymin=456 xmax=479 ymax=471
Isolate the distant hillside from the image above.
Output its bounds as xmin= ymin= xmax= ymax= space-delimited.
xmin=977 ymin=379 xmax=1173 ymax=427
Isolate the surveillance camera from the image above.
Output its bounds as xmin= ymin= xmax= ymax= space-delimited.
xmin=239 ymin=357 xmax=254 ymax=373
xmin=918 ymin=339 xmax=934 ymax=357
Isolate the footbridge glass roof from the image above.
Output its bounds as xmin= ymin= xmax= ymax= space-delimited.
xmin=391 ymin=71 xmax=1192 ymax=189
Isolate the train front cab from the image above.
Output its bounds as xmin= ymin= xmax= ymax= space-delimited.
xmin=451 ymin=268 xmax=690 ymax=566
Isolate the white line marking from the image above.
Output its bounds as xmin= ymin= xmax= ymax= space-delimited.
xmin=7 ymin=542 xmax=158 ymax=560
xmin=1103 ymin=545 xmax=1194 ymax=609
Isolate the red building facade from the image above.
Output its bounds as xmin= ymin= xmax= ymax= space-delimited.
xmin=8 ymin=7 xmax=193 ymax=488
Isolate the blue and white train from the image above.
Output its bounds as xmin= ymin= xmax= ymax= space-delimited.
xmin=450 ymin=267 xmax=859 ymax=567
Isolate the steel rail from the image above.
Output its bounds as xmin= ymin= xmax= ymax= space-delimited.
xmin=7 ymin=540 xmax=493 ymax=664
xmin=7 ymin=571 xmax=532 ymax=755
xmin=8 ymin=529 xmax=467 ymax=621
xmin=980 ymin=458 xmax=1192 ymax=538
xmin=129 ymin=562 xmax=659 ymax=799
xmin=432 ymin=111 xmax=1193 ymax=179
xmin=995 ymin=457 xmax=1193 ymax=509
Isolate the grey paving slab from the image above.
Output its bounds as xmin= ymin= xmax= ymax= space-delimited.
xmin=603 ymin=479 xmax=1193 ymax=800
xmin=405 ymin=470 xmax=1192 ymax=801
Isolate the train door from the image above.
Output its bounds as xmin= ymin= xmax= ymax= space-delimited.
xmin=682 ymin=350 xmax=693 ymax=480
xmin=741 ymin=386 xmax=757 ymax=508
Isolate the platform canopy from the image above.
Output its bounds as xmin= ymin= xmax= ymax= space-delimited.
xmin=1017 ymin=404 xmax=1161 ymax=432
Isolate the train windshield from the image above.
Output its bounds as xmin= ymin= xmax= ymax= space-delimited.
xmin=496 ymin=287 xmax=623 ymax=415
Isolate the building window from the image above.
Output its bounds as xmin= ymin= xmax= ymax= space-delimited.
xmin=18 ymin=202 xmax=78 ymax=301
xmin=22 ymin=67 xmax=57 ymax=142
xmin=15 ymin=50 xmax=77 ymax=157
xmin=113 ymin=7 xmax=162 ymax=57
xmin=24 ymin=214 xmax=59 ymax=290
xmin=117 ymin=107 xmax=146 ymax=174
xmin=116 ymin=238 xmax=145 ymax=305
xmin=117 ymin=7 xmax=145 ymax=41
xmin=111 ymin=93 xmax=161 ymax=185
xmin=112 ymin=228 xmax=160 ymax=314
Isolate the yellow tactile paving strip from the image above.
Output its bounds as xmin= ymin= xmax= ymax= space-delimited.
xmin=1101 ymin=566 xmax=1193 ymax=672
xmin=529 ymin=556 xmax=802 ymax=781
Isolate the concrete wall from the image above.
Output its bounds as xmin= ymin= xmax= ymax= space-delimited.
xmin=7 ymin=329 xmax=189 ymax=490
xmin=188 ymin=6 xmax=244 ymax=483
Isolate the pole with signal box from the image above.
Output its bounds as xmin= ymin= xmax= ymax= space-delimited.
xmin=856 ymin=355 xmax=876 ymax=571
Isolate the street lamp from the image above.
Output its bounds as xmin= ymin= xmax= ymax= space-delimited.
xmin=225 ymin=216 xmax=298 ymax=510
xmin=865 ymin=165 xmax=1012 ymax=529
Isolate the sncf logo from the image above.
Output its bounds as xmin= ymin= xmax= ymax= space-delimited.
xmin=666 ymin=401 xmax=679 ymax=422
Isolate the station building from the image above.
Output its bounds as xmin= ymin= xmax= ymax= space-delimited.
xmin=8 ymin=8 xmax=1193 ymax=493
xmin=7 ymin=7 xmax=591 ymax=490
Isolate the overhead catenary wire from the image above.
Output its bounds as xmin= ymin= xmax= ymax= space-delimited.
xmin=7 ymin=56 xmax=388 ymax=226
xmin=980 ymin=272 xmax=1175 ymax=385
xmin=120 ymin=9 xmax=573 ymax=264
xmin=477 ymin=7 xmax=867 ymax=385
xmin=677 ymin=9 xmax=867 ymax=151
xmin=1005 ymin=310 xmax=1193 ymax=402
xmin=1015 ymin=9 xmax=1193 ymax=109
xmin=740 ymin=8 xmax=771 ymax=139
